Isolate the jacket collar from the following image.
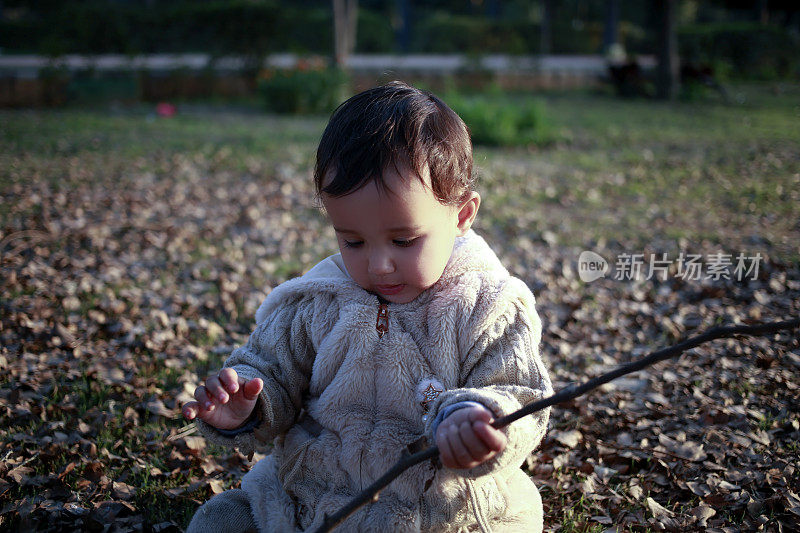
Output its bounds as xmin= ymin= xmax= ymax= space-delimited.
xmin=255 ymin=229 xmax=507 ymax=323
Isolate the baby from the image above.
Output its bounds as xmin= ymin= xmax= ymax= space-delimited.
xmin=182 ymin=81 xmax=553 ymax=532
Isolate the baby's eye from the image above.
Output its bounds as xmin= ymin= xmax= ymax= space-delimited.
xmin=343 ymin=240 xmax=363 ymax=248
xmin=393 ymin=238 xmax=417 ymax=248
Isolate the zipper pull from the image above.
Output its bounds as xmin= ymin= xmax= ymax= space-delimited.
xmin=376 ymin=302 xmax=389 ymax=338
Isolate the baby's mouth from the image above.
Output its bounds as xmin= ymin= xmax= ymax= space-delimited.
xmin=374 ymin=284 xmax=405 ymax=296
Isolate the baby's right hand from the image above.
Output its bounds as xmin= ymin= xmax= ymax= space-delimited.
xmin=182 ymin=368 xmax=263 ymax=430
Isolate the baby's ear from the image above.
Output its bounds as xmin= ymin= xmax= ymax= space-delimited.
xmin=456 ymin=192 xmax=480 ymax=236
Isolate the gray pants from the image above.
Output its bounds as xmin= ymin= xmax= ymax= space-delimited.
xmin=187 ymin=488 xmax=259 ymax=533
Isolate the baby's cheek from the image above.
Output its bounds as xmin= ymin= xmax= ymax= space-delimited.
xmin=413 ymin=248 xmax=449 ymax=287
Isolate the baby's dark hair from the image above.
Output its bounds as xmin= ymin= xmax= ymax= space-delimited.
xmin=314 ymin=81 xmax=473 ymax=206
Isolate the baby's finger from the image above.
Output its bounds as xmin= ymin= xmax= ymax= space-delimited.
xmin=194 ymin=386 xmax=215 ymax=411
xmin=182 ymin=401 xmax=199 ymax=420
xmin=473 ymin=421 xmax=507 ymax=452
xmin=243 ymin=378 xmax=263 ymax=401
xmin=436 ymin=429 xmax=456 ymax=468
xmin=466 ymin=406 xmax=493 ymax=425
xmin=459 ymin=421 xmax=490 ymax=459
xmin=205 ymin=375 xmax=229 ymax=404
xmin=219 ymin=368 xmax=240 ymax=394
xmin=447 ymin=424 xmax=474 ymax=468
xmin=444 ymin=408 xmax=471 ymax=427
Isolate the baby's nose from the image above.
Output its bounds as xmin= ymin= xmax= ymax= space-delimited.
xmin=368 ymin=251 xmax=395 ymax=275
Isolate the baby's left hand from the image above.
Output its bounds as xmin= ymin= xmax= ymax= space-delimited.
xmin=435 ymin=405 xmax=507 ymax=469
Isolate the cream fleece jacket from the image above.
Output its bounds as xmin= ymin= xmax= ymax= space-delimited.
xmin=196 ymin=230 xmax=552 ymax=532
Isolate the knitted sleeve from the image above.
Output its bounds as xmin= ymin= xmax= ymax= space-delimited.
xmin=195 ymin=290 xmax=334 ymax=457
xmin=424 ymin=276 xmax=552 ymax=478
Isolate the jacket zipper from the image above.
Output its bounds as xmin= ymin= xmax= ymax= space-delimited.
xmin=376 ymin=301 xmax=389 ymax=338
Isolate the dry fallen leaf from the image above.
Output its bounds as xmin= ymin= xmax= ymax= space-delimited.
xmin=593 ymin=465 xmax=617 ymax=484
xmin=112 ymin=481 xmax=137 ymax=500
xmin=657 ymin=433 xmax=707 ymax=462
xmin=7 ymin=465 xmax=34 ymax=484
xmin=181 ymin=436 xmax=206 ymax=451
xmin=209 ymin=479 xmax=225 ymax=494
xmin=690 ymin=504 xmax=716 ymax=527
xmin=686 ymin=481 xmax=711 ymax=497
xmin=145 ymin=398 xmax=175 ymax=418
xmin=646 ymin=497 xmax=674 ymax=518
xmin=551 ymin=429 xmax=582 ymax=448
xmin=0 ymin=479 xmax=11 ymax=498
xmin=627 ymin=481 xmax=644 ymax=501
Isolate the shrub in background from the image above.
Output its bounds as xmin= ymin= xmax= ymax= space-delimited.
xmin=0 ymin=1 xmax=326 ymax=57
xmin=355 ymin=10 xmax=395 ymax=53
xmin=66 ymin=70 xmax=139 ymax=105
xmin=412 ymin=13 xmax=529 ymax=55
xmin=679 ymin=22 xmax=800 ymax=80
xmin=258 ymin=61 xmax=349 ymax=115
xmin=445 ymin=89 xmax=552 ymax=147
xmin=0 ymin=1 xmax=638 ymax=58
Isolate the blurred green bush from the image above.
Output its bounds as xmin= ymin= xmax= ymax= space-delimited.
xmin=0 ymin=1 xmax=388 ymax=58
xmin=0 ymin=1 xmax=615 ymax=59
xmin=257 ymin=62 xmax=349 ymax=115
xmin=0 ymin=1 xmax=325 ymax=57
xmin=678 ymin=22 xmax=800 ymax=80
xmin=445 ymin=89 xmax=552 ymax=147
xmin=413 ymin=14 xmax=531 ymax=55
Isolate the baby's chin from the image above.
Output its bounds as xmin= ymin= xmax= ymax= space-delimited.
xmin=382 ymin=292 xmax=419 ymax=304
xmin=367 ymin=284 xmax=424 ymax=304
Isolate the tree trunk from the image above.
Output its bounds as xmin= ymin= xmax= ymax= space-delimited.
xmin=540 ymin=0 xmax=555 ymax=55
xmin=655 ymin=0 xmax=679 ymax=100
xmin=603 ymin=0 xmax=620 ymax=53
xmin=333 ymin=0 xmax=358 ymax=68
xmin=757 ymin=0 xmax=769 ymax=25
xmin=395 ymin=0 xmax=411 ymax=53
xmin=486 ymin=0 xmax=500 ymax=19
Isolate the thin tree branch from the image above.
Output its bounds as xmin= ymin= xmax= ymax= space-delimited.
xmin=314 ymin=317 xmax=799 ymax=533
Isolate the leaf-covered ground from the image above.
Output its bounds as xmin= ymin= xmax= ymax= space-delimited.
xmin=1 ymin=85 xmax=799 ymax=532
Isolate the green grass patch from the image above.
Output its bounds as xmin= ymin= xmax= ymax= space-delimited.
xmin=0 ymin=107 xmax=325 ymax=164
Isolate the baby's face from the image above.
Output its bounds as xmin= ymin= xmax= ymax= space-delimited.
xmin=322 ymin=166 xmax=474 ymax=304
